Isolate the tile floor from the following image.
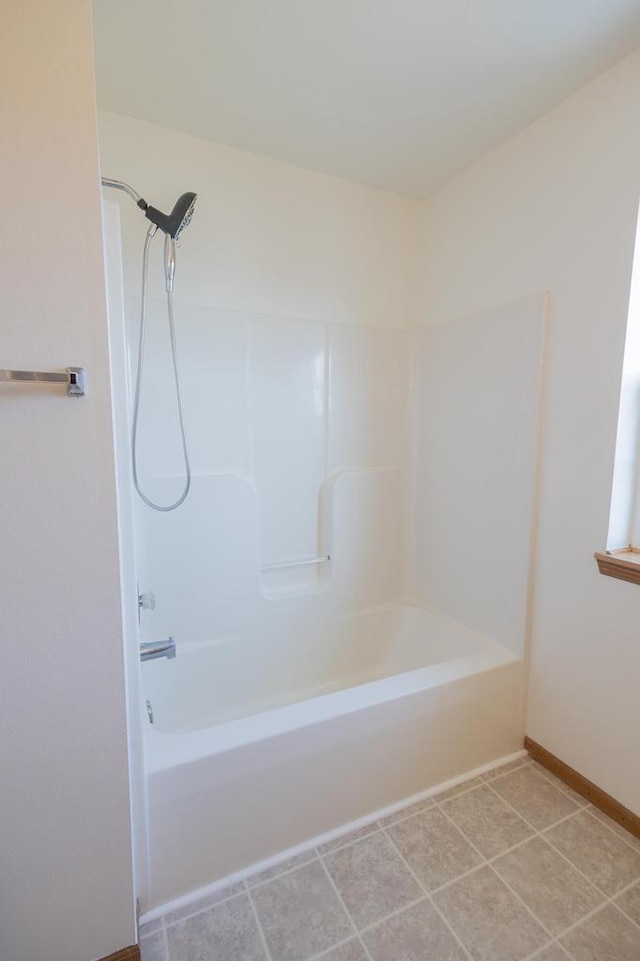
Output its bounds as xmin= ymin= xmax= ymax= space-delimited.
xmin=140 ymin=756 xmax=640 ymax=961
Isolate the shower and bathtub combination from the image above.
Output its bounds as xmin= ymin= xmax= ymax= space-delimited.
xmin=101 ymin=144 xmax=547 ymax=915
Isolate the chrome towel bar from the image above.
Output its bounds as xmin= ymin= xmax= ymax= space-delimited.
xmin=0 ymin=367 xmax=86 ymax=397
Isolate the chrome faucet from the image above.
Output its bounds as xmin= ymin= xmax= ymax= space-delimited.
xmin=140 ymin=637 xmax=176 ymax=662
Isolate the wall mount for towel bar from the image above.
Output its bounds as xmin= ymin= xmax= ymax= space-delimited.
xmin=0 ymin=367 xmax=86 ymax=397
xmin=261 ymin=555 xmax=331 ymax=572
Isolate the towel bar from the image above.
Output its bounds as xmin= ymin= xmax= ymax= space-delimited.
xmin=0 ymin=367 xmax=86 ymax=397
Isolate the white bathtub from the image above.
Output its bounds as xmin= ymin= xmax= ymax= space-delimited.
xmin=142 ymin=603 xmax=523 ymax=909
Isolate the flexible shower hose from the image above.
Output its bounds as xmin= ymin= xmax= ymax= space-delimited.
xmin=131 ymin=227 xmax=192 ymax=511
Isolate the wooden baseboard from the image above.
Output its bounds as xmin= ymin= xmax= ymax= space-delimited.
xmin=97 ymin=947 xmax=140 ymax=961
xmin=525 ymin=737 xmax=640 ymax=840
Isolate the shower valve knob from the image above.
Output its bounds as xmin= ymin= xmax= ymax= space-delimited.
xmin=138 ymin=591 xmax=156 ymax=611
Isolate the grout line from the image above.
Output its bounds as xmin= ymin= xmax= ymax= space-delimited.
xmin=610 ymin=896 xmax=640 ymax=933
xmin=433 ymin=796 xmax=556 ymax=943
xmin=479 ymin=782 xmax=633 ymax=910
xmin=543 ymin=894 xmax=636 ymax=951
xmin=431 ymin=781 xmax=486 ymax=805
xmin=430 ymin=756 xmax=528 ymax=803
xmin=540 ymin=809 xmax=640 ymax=909
xmin=375 ymin=799 xmax=436 ymax=830
xmin=355 ymin=894 xmax=429 ymax=936
xmin=247 ymin=853 xmax=320 ymax=890
xmin=163 ymin=885 xmax=249 ymax=928
xmin=314 ymin=826 xmax=380 ymax=858
xmin=427 ymin=834 xmax=537 ymax=896
xmin=613 ymin=883 xmax=640 ymax=932
xmin=246 ymin=885 xmax=275 ymax=961
xmin=481 ymin=759 xmax=529 ymax=784
xmin=486 ymin=862 xmax=555 ymax=940
xmin=297 ymin=933 xmax=359 ymax=961
xmin=518 ymin=941 xmax=555 ymax=961
xmin=484 ymin=757 xmax=529 ymax=784
xmin=427 ymin=893 xmax=476 ymax=961
xmin=316 ymin=855 xmax=375 ymax=961
xmin=521 ymin=939 xmax=571 ymax=961
xmin=584 ymin=805 xmax=640 ymax=857
xmin=484 ymin=778 xmax=580 ymax=835
xmin=432 ymin=785 xmax=640 ymax=947
xmin=527 ymin=760 xmax=590 ymax=808
xmin=541 ymin=827 xmax=616 ymax=901
xmin=434 ymin=789 xmax=640 ymax=946
xmin=378 ymin=823 xmax=474 ymax=961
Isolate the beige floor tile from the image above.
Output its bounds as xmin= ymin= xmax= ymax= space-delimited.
xmin=481 ymin=758 xmax=529 ymax=782
xmin=433 ymin=867 xmax=549 ymax=961
xmin=433 ymin=866 xmax=548 ymax=961
xmin=166 ymin=893 xmax=267 ymax=961
xmin=545 ymin=810 xmax=640 ymax=897
xmin=377 ymin=797 xmax=435 ymax=827
xmin=492 ymin=836 xmax=604 ymax=935
xmin=588 ymin=807 xmax=640 ymax=852
xmin=251 ymin=861 xmax=352 ymax=961
xmin=140 ymin=931 xmax=167 ymax=961
xmin=247 ymin=851 xmax=316 ymax=886
xmin=530 ymin=944 xmax=571 ymax=960
xmin=362 ymin=898 xmax=467 ymax=961
xmin=386 ymin=806 xmax=482 ymax=891
xmin=442 ymin=784 xmax=534 ymax=858
xmin=434 ymin=776 xmax=486 ymax=803
xmin=615 ymin=881 xmax=640 ymax=926
xmin=559 ymin=903 xmax=640 ymax=961
xmin=164 ymin=881 xmax=246 ymax=924
xmin=317 ymin=824 xmax=379 ymax=855
xmin=315 ymin=939 xmax=369 ymax=961
xmin=527 ymin=761 xmax=589 ymax=805
xmin=323 ymin=832 xmax=423 ymax=929
xmin=490 ymin=766 xmax=581 ymax=830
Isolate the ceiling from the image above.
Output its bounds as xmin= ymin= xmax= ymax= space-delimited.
xmin=93 ymin=1 xmax=640 ymax=198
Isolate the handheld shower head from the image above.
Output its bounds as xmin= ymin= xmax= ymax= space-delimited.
xmin=101 ymin=178 xmax=197 ymax=293
xmin=100 ymin=178 xmax=197 ymax=239
xmin=144 ymin=192 xmax=197 ymax=240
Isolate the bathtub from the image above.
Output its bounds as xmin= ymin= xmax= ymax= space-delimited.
xmin=142 ymin=602 xmax=523 ymax=909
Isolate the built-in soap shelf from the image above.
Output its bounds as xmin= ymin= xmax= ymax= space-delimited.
xmin=260 ymin=554 xmax=331 ymax=599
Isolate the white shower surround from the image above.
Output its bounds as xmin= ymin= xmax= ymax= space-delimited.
xmin=100 ymin=113 xmax=546 ymax=914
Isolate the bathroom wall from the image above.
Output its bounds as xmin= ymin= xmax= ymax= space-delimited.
xmin=0 ymin=4 xmax=134 ymax=961
xmin=415 ymin=49 xmax=640 ymax=813
xmin=98 ymin=112 xmax=418 ymax=667
xmin=97 ymin=111 xmax=418 ymax=327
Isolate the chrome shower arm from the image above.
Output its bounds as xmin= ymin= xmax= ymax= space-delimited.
xmin=101 ymin=176 xmax=147 ymax=208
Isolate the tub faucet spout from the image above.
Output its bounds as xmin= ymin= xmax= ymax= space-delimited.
xmin=140 ymin=637 xmax=176 ymax=662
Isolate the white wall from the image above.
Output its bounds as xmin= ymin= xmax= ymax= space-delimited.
xmin=97 ymin=111 xmax=418 ymax=328
xmin=416 ymin=50 xmax=640 ymax=813
xmin=0 ymin=4 xmax=135 ymax=961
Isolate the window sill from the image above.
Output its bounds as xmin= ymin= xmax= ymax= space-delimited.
xmin=594 ymin=548 xmax=640 ymax=585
